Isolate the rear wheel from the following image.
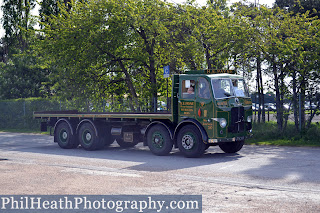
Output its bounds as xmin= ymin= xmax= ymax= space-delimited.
xmin=147 ymin=125 xmax=173 ymax=156
xmin=219 ymin=140 xmax=244 ymax=153
xmin=104 ymin=138 xmax=114 ymax=147
xmin=78 ymin=123 xmax=104 ymax=150
xmin=55 ymin=122 xmax=78 ymax=149
xmin=177 ymin=125 xmax=206 ymax=158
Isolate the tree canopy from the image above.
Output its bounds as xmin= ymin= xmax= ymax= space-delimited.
xmin=0 ymin=0 xmax=319 ymax=131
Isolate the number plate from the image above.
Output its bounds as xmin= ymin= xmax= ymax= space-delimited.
xmin=123 ymin=132 xmax=133 ymax=142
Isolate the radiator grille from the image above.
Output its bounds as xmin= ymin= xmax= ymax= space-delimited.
xmin=228 ymin=107 xmax=245 ymax=133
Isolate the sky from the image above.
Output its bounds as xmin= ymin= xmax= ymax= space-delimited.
xmin=0 ymin=0 xmax=275 ymax=37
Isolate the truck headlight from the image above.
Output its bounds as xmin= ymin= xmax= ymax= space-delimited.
xmin=219 ymin=118 xmax=227 ymax=128
xmin=247 ymin=116 xmax=252 ymax=123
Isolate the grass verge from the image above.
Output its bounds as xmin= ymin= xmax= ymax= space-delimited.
xmin=0 ymin=128 xmax=50 ymax=135
xmin=246 ymin=121 xmax=320 ymax=147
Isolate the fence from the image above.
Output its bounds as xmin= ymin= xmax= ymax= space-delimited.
xmin=0 ymin=98 xmax=169 ymax=131
xmin=0 ymin=99 xmax=67 ymax=130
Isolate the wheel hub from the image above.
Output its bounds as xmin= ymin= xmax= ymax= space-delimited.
xmin=62 ymin=132 xmax=68 ymax=140
xmin=85 ymin=132 xmax=92 ymax=141
xmin=182 ymin=135 xmax=194 ymax=150
xmin=59 ymin=129 xmax=68 ymax=143
xmin=152 ymin=132 xmax=163 ymax=148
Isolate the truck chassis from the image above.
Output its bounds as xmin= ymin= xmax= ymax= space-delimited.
xmin=34 ymin=110 xmax=245 ymax=158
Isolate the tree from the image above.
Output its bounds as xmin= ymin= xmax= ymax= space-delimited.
xmin=0 ymin=53 xmax=49 ymax=99
xmin=0 ymin=0 xmax=48 ymax=100
xmin=122 ymin=0 xmax=179 ymax=111
xmin=187 ymin=2 xmax=234 ymax=69
xmin=39 ymin=0 xmax=72 ymax=28
xmin=255 ymin=7 xmax=320 ymax=132
xmin=232 ymin=3 xmax=320 ymax=132
xmin=1 ymin=0 xmax=36 ymax=57
xmin=38 ymin=0 xmax=179 ymax=111
xmin=232 ymin=3 xmax=267 ymax=123
xmin=38 ymin=0 xmax=132 ymax=109
xmin=275 ymin=0 xmax=320 ymax=17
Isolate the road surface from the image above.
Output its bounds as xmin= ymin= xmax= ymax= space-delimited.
xmin=0 ymin=132 xmax=320 ymax=212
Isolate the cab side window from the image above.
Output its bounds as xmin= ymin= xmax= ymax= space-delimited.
xmin=181 ymin=80 xmax=195 ymax=99
xmin=198 ymin=78 xmax=210 ymax=99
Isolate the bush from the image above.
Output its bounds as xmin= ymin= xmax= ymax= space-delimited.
xmin=304 ymin=124 xmax=320 ymax=141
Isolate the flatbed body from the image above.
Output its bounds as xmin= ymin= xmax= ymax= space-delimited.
xmin=34 ymin=110 xmax=173 ymax=121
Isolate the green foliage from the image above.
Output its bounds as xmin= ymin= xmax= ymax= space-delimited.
xmin=232 ymin=2 xmax=320 ymax=131
xmin=0 ymin=0 xmax=48 ymax=101
xmin=275 ymin=0 xmax=320 ymax=17
xmin=35 ymin=0 xmax=245 ymax=112
xmin=1 ymin=0 xmax=36 ymax=55
xmin=39 ymin=0 xmax=68 ymax=27
xmin=0 ymin=53 xmax=49 ymax=99
xmin=37 ymin=0 xmax=180 ymax=111
xmin=1 ymin=0 xmax=320 ymax=138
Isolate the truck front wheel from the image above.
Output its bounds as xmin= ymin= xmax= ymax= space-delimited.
xmin=177 ymin=125 xmax=206 ymax=158
xmin=78 ymin=123 xmax=104 ymax=151
xmin=147 ymin=125 xmax=173 ymax=156
xmin=218 ymin=140 xmax=244 ymax=153
xmin=55 ymin=122 xmax=78 ymax=149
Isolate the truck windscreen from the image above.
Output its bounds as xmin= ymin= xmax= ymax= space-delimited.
xmin=232 ymin=79 xmax=250 ymax=97
xmin=211 ymin=78 xmax=249 ymax=99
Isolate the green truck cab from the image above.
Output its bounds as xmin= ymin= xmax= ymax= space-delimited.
xmin=34 ymin=70 xmax=252 ymax=158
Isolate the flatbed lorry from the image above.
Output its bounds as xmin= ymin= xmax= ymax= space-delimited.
xmin=34 ymin=70 xmax=253 ymax=158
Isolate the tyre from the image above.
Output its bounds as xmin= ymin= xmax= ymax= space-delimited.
xmin=147 ymin=125 xmax=173 ymax=156
xmin=55 ymin=121 xmax=78 ymax=149
xmin=116 ymin=138 xmax=139 ymax=148
xmin=78 ymin=122 xmax=104 ymax=151
xmin=104 ymin=137 xmax=114 ymax=147
xmin=205 ymin=144 xmax=210 ymax=150
xmin=177 ymin=125 xmax=206 ymax=158
xmin=97 ymin=132 xmax=113 ymax=147
xmin=218 ymin=140 xmax=244 ymax=153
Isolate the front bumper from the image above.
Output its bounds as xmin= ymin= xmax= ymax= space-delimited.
xmin=208 ymin=136 xmax=246 ymax=144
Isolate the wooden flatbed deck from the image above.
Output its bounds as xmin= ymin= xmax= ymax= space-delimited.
xmin=34 ymin=110 xmax=173 ymax=121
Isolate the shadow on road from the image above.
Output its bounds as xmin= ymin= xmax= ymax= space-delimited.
xmin=0 ymin=132 xmax=243 ymax=172
xmin=2 ymin=132 xmax=319 ymax=183
xmin=239 ymin=145 xmax=320 ymax=183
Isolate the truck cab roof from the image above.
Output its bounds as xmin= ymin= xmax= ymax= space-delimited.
xmin=207 ymin=73 xmax=243 ymax=79
xmin=178 ymin=73 xmax=243 ymax=79
xmin=181 ymin=70 xmax=243 ymax=79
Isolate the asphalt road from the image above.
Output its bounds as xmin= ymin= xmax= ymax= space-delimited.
xmin=0 ymin=132 xmax=320 ymax=212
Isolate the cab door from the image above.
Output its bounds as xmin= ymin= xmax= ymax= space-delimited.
xmin=195 ymin=77 xmax=214 ymax=138
xmin=178 ymin=78 xmax=196 ymax=122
